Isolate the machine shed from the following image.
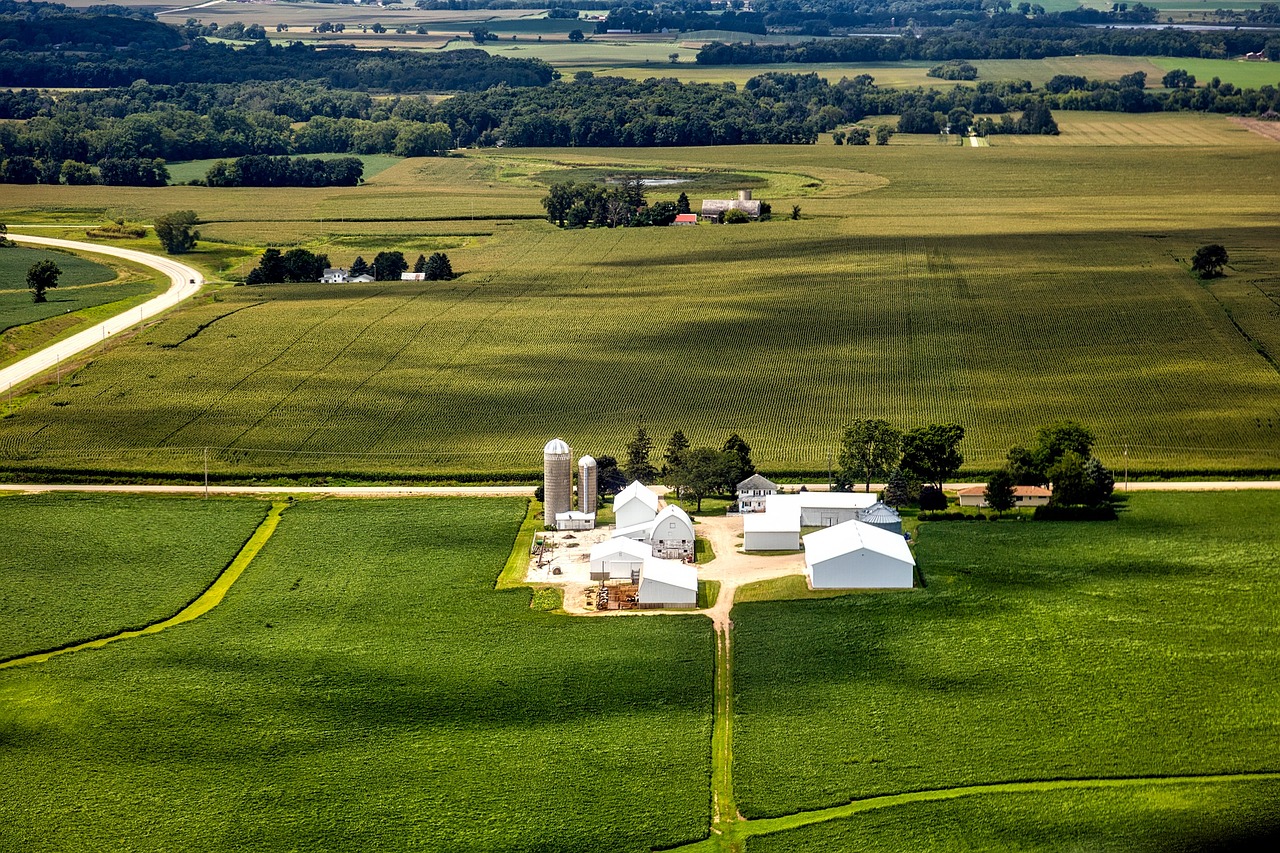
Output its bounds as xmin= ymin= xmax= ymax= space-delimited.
xmin=804 ymin=519 xmax=915 ymax=589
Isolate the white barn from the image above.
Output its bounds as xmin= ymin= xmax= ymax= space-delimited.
xmin=589 ymin=537 xmax=650 ymax=581
xmin=637 ymin=559 xmax=698 ymax=608
xmin=736 ymin=473 xmax=779 ymax=513
xmin=804 ymin=519 xmax=915 ymax=589
xmin=740 ymin=492 xmax=881 ymax=552
xmin=648 ymin=505 xmax=696 ymax=559
xmin=614 ymin=480 xmax=660 ymax=529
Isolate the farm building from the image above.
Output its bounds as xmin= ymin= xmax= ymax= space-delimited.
xmin=859 ymin=501 xmax=903 ymax=534
xmin=673 ymin=213 xmax=698 ymax=225
xmin=701 ymin=190 xmax=763 ymax=221
xmin=614 ymin=480 xmax=661 ymax=529
xmin=401 ymin=272 xmax=426 ymax=281
xmin=578 ymin=455 xmax=598 ymax=513
xmin=736 ymin=473 xmax=779 ymax=513
xmin=590 ymin=537 xmax=650 ymax=581
xmin=743 ymin=510 xmax=800 ymax=551
xmin=804 ymin=519 xmax=915 ymax=589
xmin=350 ymin=274 xmax=375 ymax=283
xmin=320 ymin=268 xmax=349 ymax=283
xmin=544 ymin=438 xmax=574 ymax=522
xmin=555 ymin=511 xmax=595 ymax=531
xmin=957 ymin=485 xmax=1052 ymax=508
xmin=613 ymin=503 xmax=697 ymax=560
xmin=637 ymin=560 xmax=698 ymax=609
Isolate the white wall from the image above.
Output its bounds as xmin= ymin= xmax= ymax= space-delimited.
xmin=638 ymin=577 xmax=697 ymax=607
xmin=799 ymin=506 xmax=863 ymax=527
xmin=616 ymin=499 xmax=658 ymax=530
xmin=744 ymin=529 xmax=800 ymax=551
xmin=809 ymin=550 xmax=914 ymax=589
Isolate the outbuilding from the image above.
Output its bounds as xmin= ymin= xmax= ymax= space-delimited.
xmin=858 ymin=501 xmax=903 ymax=534
xmin=589 ymin=537 xmax=650 ymax=581
xmin=555 ymin=510 xmax=596 ymax=531
xmin=649 ymin=505 xmax=696 ymax=559
xmin=743 ymin=508 xmax=800 ymax=551
xmin=614 ymin=480 xmax=660 ymax=529
xmin=637 ymin=559 xmax=698 ymax=608
xmin=957 ymin=485 xmax=1052 ymax=508
xmin=804 ymin=519 xmax=915 ymax=589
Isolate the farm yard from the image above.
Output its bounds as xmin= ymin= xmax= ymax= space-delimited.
xmin=2 ymin=130 xmax=1278 ymax=480
xmin=2 ymin=490 xmax=1278 ymax=850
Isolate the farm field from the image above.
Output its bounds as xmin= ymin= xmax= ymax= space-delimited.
xmin=0 ymin=493 xmax=268 ymax=661
xmin=0 ymin=135 xmax=1277 ymax=479
xmin=730 ymin=492 xmax=1280 ymax=823
xmin=1 ymin=246 xmax=122 ymax=332
xmin=164 ymin=153 xmax=405 ymax=186
xmin=988 ymin=108 xmax=1268 ymax=145
xmin=1148 ymin=56 xmax=1280 ymax=90
xmin=0 ymin=497 xmax=715 ymax=851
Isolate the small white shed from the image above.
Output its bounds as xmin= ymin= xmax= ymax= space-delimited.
xmin=804 ymin=519 xmax=915 ymax=589
xmin=637 ymin=559 xmax=698 ymax=608
xmin=589 ymin=537 xmax=650 ymax=581
xmin=555 ymin=510 xmax=596 ymax=531
xmin=649 ymin=505 xmax=695 ymax=559
xmin=743 ymin=509 xmax=800 ymax=551
xmin=614 ymin=480 xmax=660 ymax=529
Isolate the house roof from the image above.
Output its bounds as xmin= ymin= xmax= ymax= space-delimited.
xmin=804 ymin=519 xmax=915 ymax=567
xmin=674 ymin=213 xmax=698 ymax=223
xmin=590 ymin=537 xmax=651 ymax=562
xmin=640 ymin=558 xmax=697 ymax=592
xmin=614 ymin=480 xmax=660 ymax=512
xmin=771 ymin=492 xmax=878 ymax=512
xmin=957 ymin=485 xmax=1052 ymax=497
xmin=737 ymin=473 xmax=779 ymax=492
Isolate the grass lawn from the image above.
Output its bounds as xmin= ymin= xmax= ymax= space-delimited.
xmin=1149 ymin=56 xmax=1280 ymax=91
xmin=731 ymin=492 xmax=1280 ymax=819
xmin=0 ymin=498 xmax=715 ymax=851
xmin=0 ymin=494 xmax=269 ymax=661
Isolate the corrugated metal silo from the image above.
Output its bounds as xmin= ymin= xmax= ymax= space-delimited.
xmin=578 ymin=454 xmax=598 ymax=513
xmin=543 ymin=438 xmax=572 ymax=519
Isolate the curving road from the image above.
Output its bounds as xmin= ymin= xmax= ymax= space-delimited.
xmin=1 ymin=234 xmax=203 ymax=393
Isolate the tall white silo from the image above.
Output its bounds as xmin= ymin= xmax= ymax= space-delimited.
xmin=543 ymin=438 xmax=572 ymax=520
xmin=578 ymin=454 xmax=598 ymax=513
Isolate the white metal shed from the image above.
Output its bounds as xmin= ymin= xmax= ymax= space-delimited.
xmin=804 ymin=519 xmax=915 ymax=589
xmin=638 ymin=559 xmax=698 ymax=608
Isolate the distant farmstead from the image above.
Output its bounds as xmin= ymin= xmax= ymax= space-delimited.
xmin=957 ymin=485 xmax=1052 ymax=508
xmin=701 ymin=190 xmax=762 ymax=221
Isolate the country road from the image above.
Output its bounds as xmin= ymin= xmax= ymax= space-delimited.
xmin=2 ymin=234 xmax=203 ymax=393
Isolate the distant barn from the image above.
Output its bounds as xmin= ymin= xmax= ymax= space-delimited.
xmin=701 ymin=190 xmax=762 ymax=221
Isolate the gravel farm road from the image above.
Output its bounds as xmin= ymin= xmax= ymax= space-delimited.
xmin=1 ymin=233 xmax=203 ymax=394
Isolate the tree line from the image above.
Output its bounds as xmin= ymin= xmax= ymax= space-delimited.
xmin=541 ymin=180 xmax=702 ymax=228
xmin=203 ymin=155 xmax=364 ymax=188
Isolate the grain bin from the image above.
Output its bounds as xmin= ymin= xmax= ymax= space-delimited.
xmin=578 ymin=454 xmax=598 ymax=513
xmin=543 ymin=438 xmax=572 ymax=520
xmin=738 ymin=189 xmax=752 ymax=201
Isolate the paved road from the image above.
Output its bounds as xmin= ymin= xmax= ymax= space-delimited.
xmin=2 ymin=234 xmax=203 ymax=394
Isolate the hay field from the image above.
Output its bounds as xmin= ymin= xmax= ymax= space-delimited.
xmin=1 ymin=126 xmax=1277 ymax=479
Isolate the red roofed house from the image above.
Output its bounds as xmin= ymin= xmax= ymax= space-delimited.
xmin=674 ymin=213 xmax=698 ymax=225
xmin=957 ymin=485 xmax=1052 ymax=508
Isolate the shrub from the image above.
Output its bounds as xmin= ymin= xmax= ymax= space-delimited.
xmin=724 ymin=209 xmax=750 ymax=224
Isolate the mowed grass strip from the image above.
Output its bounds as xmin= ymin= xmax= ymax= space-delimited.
xmin=748 ymin=778 xmax=1280 ymax=852
xmin=0 ymin=498 xmax=715 ymax=852
xmin=731 ymin=492 xmax=1280 ymax=818
xmin=0 ymin=494 xmax=270 ymax=660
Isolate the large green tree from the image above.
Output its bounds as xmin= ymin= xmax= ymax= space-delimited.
xmin=153 ymin=210 xmax=199 ymax=255
xmin=663 ymin=430 xmax=690 ymax=473
xmin=623 ymin=425 xmax=658 ymax=484
xmin=26 ymin=259 xmax=61 ymax=303
xmin=900 ymin=423 xmax=965 ymax=491
xmin=983 ymin=468 xmax=1018 ymax=516
xmin=1191 ymin=244 xmax=1229 ymax=279
xmin=837 ymin=418 xmax=901 ymax=492
xmin=721 ymin=433 xmax=755 ymax=491
xmin=665 ymin=447 xmax=729 ymax=512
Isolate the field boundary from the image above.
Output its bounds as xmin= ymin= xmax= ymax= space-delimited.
xmin=0 ymin=500 xmax=286 ymax=670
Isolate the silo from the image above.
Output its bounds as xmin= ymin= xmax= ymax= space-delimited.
xmin=543 ymin=438 xmax=572 ymax=520
xmin=578 ymin=454 xmax=598 ymax=513
xmin=738 ymin=189 xmax=752 ymax=201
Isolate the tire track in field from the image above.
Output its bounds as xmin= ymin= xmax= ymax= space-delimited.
xmin=0 ymin=501 xmax=286 ymax=670
xmin=221 ymin=287 xmax=437 ymax=452
xmin=155 ymin=288 xmax=396 ymax=446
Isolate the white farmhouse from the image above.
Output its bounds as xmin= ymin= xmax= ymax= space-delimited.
xmin=613 ymin=480 xmax=660 ymax=529
xmin=804 ymin=519 xmax=915 ymax=589
xmin=736 ymin=473 xmax=779 ymax=513
xmin=589 ymin=537 xmax=651 ymax=581
xmin=321 ymin=268 xmax=349 ymax=283
xmin=637 ymin=559 xmax=698 ymax=608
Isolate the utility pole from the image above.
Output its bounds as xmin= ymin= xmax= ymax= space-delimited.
xmin=1124 ymin=443 xmax=1129 ymax=492
xmin=204 ymin=447 xmax=209 ymax=498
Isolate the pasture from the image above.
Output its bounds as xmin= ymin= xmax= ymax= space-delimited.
xmin=730 ymin=492 xmax=1280 ymax=825
xmin=0 ymin=493 xmax=268 ymax=661
xmin=0 ymin=497 xmax=715 ymax=851
xmin=0 ymin=131 xmax=1277 ymax=479
xmin=1149 ymin=56 xmax=1280 ymax=91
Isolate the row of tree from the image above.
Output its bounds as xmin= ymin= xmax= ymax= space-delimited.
xmin=203 ymin=155 xmax=364 ymax=188
xmin=621 ymin=426 xmax=758 ymax=512
xmin=541 ymin=180 xmax=701 ymax=228
xmin=243 ymin=249 xmax=457 ymax=284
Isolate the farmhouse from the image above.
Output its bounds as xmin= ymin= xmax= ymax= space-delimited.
xmin=701 ymin=190 xmax=763 ymax=221
xmin=674 ymin=213 xmax=699 ymax=225
xmin=957 ymin=485 xmax=1052 ymax=508
xmin=736 ymin=473 xmax=779 ymax=513
xmin=637 ymin=559 xmax=698 ymax=608
xmin=589 ymin=537 xmax=650 ymax=581
xmin=321 ymin=268 xmax=349 ymax=283
xmin=804 ymin=519 xmax=916 ymax=589
xmin=741 ymin=492 xmax=881 ymax=552
xmin=613 ymin=480 xmax=661 ymax=529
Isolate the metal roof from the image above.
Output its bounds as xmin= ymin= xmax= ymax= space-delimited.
xmin=803 ymin=519 xmax=915 ymax=567
xmin=543 ymin=437 xmax=571 ymax=455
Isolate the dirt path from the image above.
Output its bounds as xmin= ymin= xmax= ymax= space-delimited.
xmin=0 ymin=501 xmax=285 ymax=670
xmin=2 ymin=234 xmax=203 ymax=394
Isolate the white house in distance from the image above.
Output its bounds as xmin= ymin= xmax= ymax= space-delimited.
xmin=956 ymin=485 xmax=1052 ymax=508
xmin=614 ymin=480 xmax=661 ymax=529
xmin=637 ymin=559 xmax=698 ymax=608
xmin=741 ymin=492 xmax=880 ymax=552
xmin=804 ymin=519 xmax=916 ymax=589
xmin=321 ymin=268 xmax=349 ymax=283
xmin=736 ymin=473 xmax=779 ymax=513
xmin=589 ymin=537 xmax=651 ymax=582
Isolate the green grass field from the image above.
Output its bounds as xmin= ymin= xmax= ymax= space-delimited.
xmin=1149 ymin=56 xmax=1280 ymax=90
xmin=0 ymin=494 xmax=268 ymax=660
xmin=0 ymin=497 xmax=715 ymax=851
xmin=731 ymin=492 xmax=1280 ymax=822
xmin=0 ymin=123 xmax=1276 ymax=479
xmin=164 ymin=153 xmax=405 ymax=186
xmin=0 ymin=246 xmax=124 ymax=331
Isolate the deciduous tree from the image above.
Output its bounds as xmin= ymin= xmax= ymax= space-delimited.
xmin=665 ymin=447 xmax=729 ymax=512
xmin=154 ymin=210 xmax=199 ymax=254
xmin=27 ymin=259 xmax=61 ymax=303
xmin=1191 ymin=244 xmax=1229 ymax=279
xmin=984 ymin=468 xmax=1018 ymax=516
xmin=837 ymin=418 xmax=901 ymax=493
xmin=901 ymin=422 xmax=965 ymax=491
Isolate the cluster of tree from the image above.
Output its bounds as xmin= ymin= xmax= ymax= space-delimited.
xmin=996 ymin=421 xmax=1115 ymax=513
xmin=0 ymin=0 xmax=181 ymax=53
xmin=696 ymin=20 xmax=1279 ymax=65
xmin=1041 ymin=71 xmax=1279 ymax=116
xmin=246 ymin=248 xmax=331 ymax=285
xmin=1207 ymin=3 xmax=1280 ymax=25
xmin=154 ymin=211 xmax=199 ymax=255
xmin=593 ymin=7 xmax=767 ymax=36
xmin=927 ymin=60 xmax=978 ymax=81
xmin=0 ymin=40 xmax=555 ymax=93
xmin=0 ymin=155 xmax=170 ymax=186
xmin=344 ymin=251 xmax=454 ymax=281
xmin=541 ymin=179 xmax=695 ymax=228
xmin=836 ymin=420 xmax=967 ymax=505
xmin=203 ymin=155 xmax=364 ymax=188
xmin=0 ymin=222 xmax=13 ymax=247
xmin=619 ymin=426 xmax=758 ymax=511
